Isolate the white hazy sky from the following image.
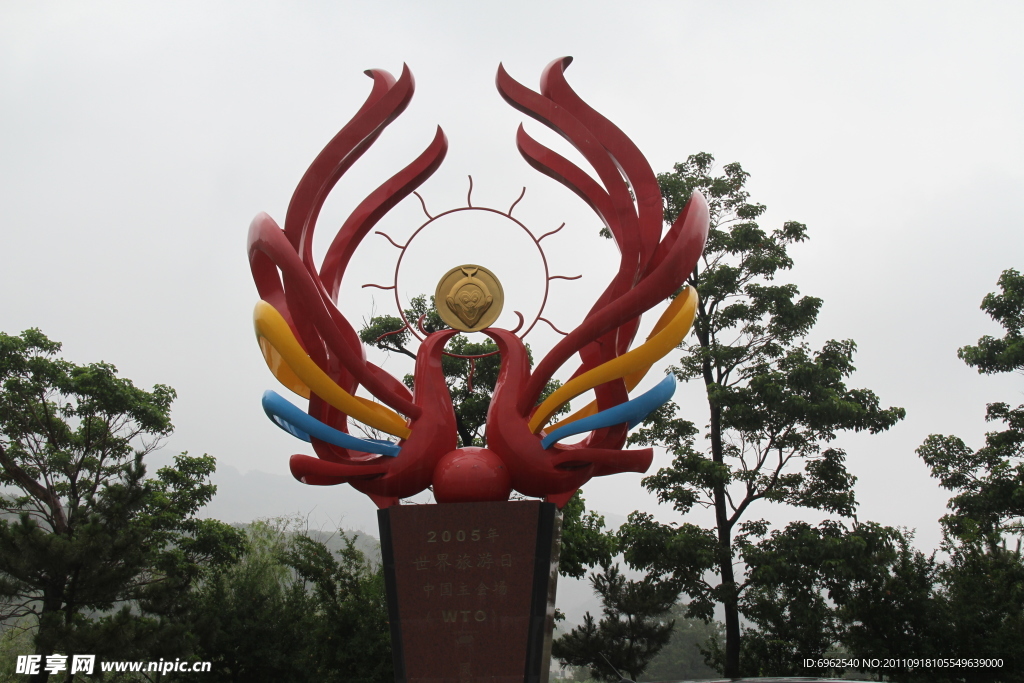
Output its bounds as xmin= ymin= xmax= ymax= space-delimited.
xmin=2 ymin=1 xmax=1022 ymax=554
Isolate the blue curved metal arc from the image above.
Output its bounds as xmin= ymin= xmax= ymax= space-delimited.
xmin=540 ymin=374 xmax=676 ymax=449
xmin=261 ymin=390 xmax=401 ymax=457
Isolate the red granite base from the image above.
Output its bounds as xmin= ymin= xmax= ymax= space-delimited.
xmin=378 ymin=501 xmax=561 ymax=683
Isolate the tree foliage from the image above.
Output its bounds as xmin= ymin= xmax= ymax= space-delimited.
xmin=720 ymin=270 xmax=1024 ymax=683
xmin=182 ymin=520 xmax=392 ymax=683
xmin=551 ymin=564 xmax=677 ymax=682
xmin=956 ymin=268 xmax=1024 ymax=375
xmin=737 ymin=520 xmax=937 ymax=679
xmin=925 ymin=548 xmax=1024 ymax=683
xmin=180 ymin=520 xmax=310 ymax=682
xmin=736 ymin=518 xmax=1024 ymax=683
xmin=918 ymin=269 xmax=1024 ymax=548
xmin=0 ymin=329 xmax=244 ymax=682
xmin=283 ymin=532 xmax=392 ymax=682
xmin=726 ymin=270 xmax=1024 ymax=683
xmin=619 ymin=154 xmax=905 ymax=677
xmin=637 ymin=604 xmax=723 ymax=682
xmin=905 ymin=270 xmax=1024 ymax=681
xmin=557 ymin=492 xmax=617 ymax=580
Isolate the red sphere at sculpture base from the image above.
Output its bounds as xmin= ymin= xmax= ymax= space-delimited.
xmin=433 ymin=448 xmax=512 ymax=504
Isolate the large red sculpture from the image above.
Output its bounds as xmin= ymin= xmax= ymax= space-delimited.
xmin=248 ymin=58 xmax=709 ymax=509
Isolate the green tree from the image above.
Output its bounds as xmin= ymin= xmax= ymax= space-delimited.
xmin=182 ymin=520 xmax=392 ymax=683
xmin=283 ymin=531 xmax=392 ymax=682
xmin=639 ymin=604 xmax=723 ymax=682
xmin=731 ymin=521 xmax=846 ymax=677
xmin=912 ymin=269 xmax=1024 ymax=680
xmin=735 ymin=520 xmax=940 ymax=680
xmin=179 ymin=520 xmax=310 ymax=682
xmin=619 ymin=154 xmax=905 ymax=677
xmin=918 ymin=268 xmax=1024 ymax=548
xmin=0 ymin=329 xmax=244 ymax=682
xmin=557 ymin=492 xmax=617 ymax=580
xmin=551 ymin=564 xmax=677 ymax=682
xmin=956 ymin=268 xmax=1024 ymax=375
xmin=554 ymin=496 xmax=681 ymax=682
xmin=0 ymin=625 xmax=35 ymax=682
xmin=774 ymin=270 xmax=1024 ymax=683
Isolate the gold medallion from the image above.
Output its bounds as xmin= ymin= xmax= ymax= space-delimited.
xmin=434 ymin=265 xmax=504 ymax=332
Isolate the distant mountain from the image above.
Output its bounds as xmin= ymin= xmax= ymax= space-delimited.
xmin=199 ymin=464 xmax=383 ymax=537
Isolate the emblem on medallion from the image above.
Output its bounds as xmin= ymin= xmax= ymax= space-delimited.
xmin=435 ymin=265 xmax=504 ymax=332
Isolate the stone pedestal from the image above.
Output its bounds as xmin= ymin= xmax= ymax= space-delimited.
xmin=378 ymin=501 xmax=561 ymax=683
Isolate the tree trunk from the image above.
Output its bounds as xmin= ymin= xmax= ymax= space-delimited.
xmin=717 ymin=533 xmax=741 ymax=678
xmin=698 ymin=297 xmax=740 ymax=677
xmin=455 ymin=413 xmax=474 ymax=448
xmin=708 ymin=400 xmax=740 ymax=677
xmin=28 ymin=660 xmax=50 ymax=683
xmin=29 ymin=593 xmax=61 ymax=683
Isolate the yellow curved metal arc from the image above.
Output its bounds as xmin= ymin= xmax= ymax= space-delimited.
xmin=258 ymin=336 xmax=311 ymax=399
xmin=547 ymin=365 xmax=646 ymax=431
xmin=530 ymin=287 xmax=698 ymax=434
xmin=547 ymin=289 xmax=690 ymax=432
xmin=253 ymin=301 xmax=412 ymax=439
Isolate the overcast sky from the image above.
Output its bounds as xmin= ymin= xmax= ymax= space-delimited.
xmin=2 ymin=1 xmax=1022 ymax=554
